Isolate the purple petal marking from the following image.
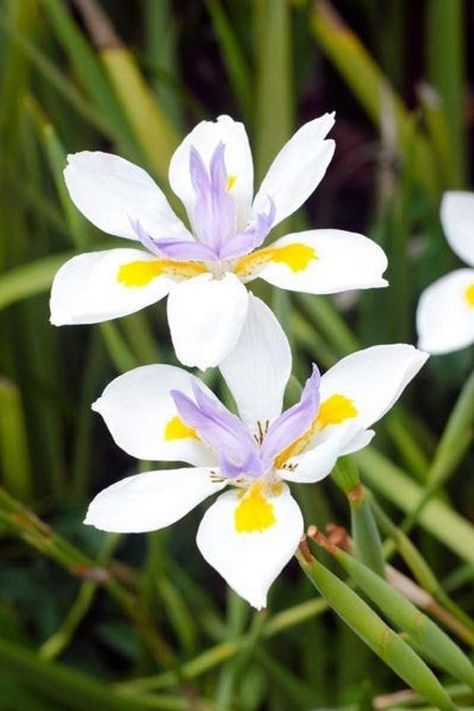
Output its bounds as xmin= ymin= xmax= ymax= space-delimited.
xmin=149 ymin=238 xmax=217 ymax=261
xmin=131 ymin=219 xmax=215 ymax=261
xmin=171 ymin=381 xmax=264 ymax=479
xmin=190 ymin=143 xmax=236 ymax=256
xmin=130 ymin=218 xmax=163 ymax=257
xmin=261 ymin=364 xmax=320 ymax=466
xmin=218 ymin=196 xmax=276 ymax=260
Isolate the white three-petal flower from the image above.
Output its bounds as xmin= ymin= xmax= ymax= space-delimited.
xmin=417 ymin=191 xmax=474 ymax=354
xmin=51 ymin=114 xmax=388 ymax=369
xmin=85 ymin=295 xmax=427 ymax=609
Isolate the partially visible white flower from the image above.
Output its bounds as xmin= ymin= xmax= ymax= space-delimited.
xmin=50 ymin=114 xmax=388 ymax=369
xmin=85 ymin=296 xmax=427 ymax=609
xmin=416 ymin=191 xmax=474 ymax=354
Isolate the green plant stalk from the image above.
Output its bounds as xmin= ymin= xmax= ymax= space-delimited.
xmin=295 ymin=293 xmax=359 ymax=356
xmin=205 ymin=0 xmax=253 ymax=124
xmin=0 ymin=377 xmax=33 ymax=501
xmin=0 ymin=486 xmax=173 ymax=665
xmin=0 ymin=636 xmax=187 ymax=711
xmin=355 ymin=446 xmax=474 ymax=565
xmin=315 ymin=534 xmax=474 ymax=688
xmin=370 ymin=495 xmax=474 ymax=645
xmin=254 ymin=0 xmax=293 ymax=184
xmin=143 ymin=0 xmax=183 ymax=128
xmin=332 ymin=458 xmax=385 ymax=578
xmin=39 ymin=533 xmax=122 ymax=660
xmin=400 ymin=371 xmax=474 ymax=536
xmin=426 ymin=0 xmax=466 ymax=186
xmin=296 ymin=543 xmax=456 ymax=710
xmin=0 ymin=244 xmax=130 ymax=312
xmin=0 ymin=15 xmax=119 ymax=143
xmin=418 ymin=83 xmax=460 ymax=188
xmin=72 ymin=0 xmax=179 ymax=181
xmin=39 ymin=0 xmax=137 ymax=154
xmin=118 ymin=598 xmax=329 ymax=693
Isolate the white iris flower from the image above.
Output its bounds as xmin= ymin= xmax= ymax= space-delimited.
xmin=50 ymin=114 xmax=388 ymax=369
xmin=417 ymin=191 xmax=474 ymax=354
xmin=85 ymin=296 xmax=427 ymax=609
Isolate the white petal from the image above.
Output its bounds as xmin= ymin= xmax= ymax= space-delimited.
xmin=440 ymin=192 xmax=474 ymax=266
xmin=167 ymin=272 xmax=249 ymax=369
xmin=64 ymin=151 xmax=190 ymax=240
xmin=50 ymin=249 xmax=174 ymax=325
xmin=320 ymin=344 xmax=429 ymax=432
xmin=219 ymin=295 xmax=291 ymax=432
xmin=252 ymin=113 xmax=335 ymax=227
xmin=85 ymin=467 xmax=225 ymax=533
xmin=340 ymin=429 xmax=375 ymax=456
xmin=92 ymin=364 xmax=216 ymax=465
xmin=169 ymin=115 xmax=253 ymax=230
xmin=281 ymin=424 xmax=359 ymax=483
xmin=416 ymin=269 xmax=474 ymax=354
xmin=196 ymin=486 xmax=303 ymax=609
xmin=255 ymin=230 xmax=388 ymax=294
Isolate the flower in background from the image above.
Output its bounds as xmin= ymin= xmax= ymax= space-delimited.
xmin=417 ymin=191 xmax=474 ymax=354
xmin=85 ymin=296 xmax=427 ymax=609
xmin=50 ymin=114 xmax=388 ymax=369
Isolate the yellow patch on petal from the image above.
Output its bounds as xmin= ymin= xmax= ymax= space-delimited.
xmin=164 ymin=415 xmax=199 ymax=441
xmin=274 ymin=393 xmax=357 ymax=469
xmin=226 ymin=175 xmax=238 ymax=191
xmin=234 ymin=481 xmax=276 ymax=534
xmin=118 ymin=259 xmax=206 ymax=288
xmin=235 ymin=243 xmax=317 ymax=278
xmin=465 ymin=283 xmax=474 ymax=307
xmin=316 ymin=394 xmax=358 ymax=427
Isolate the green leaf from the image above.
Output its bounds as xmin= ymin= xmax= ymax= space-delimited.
xmin=297 ymin=545 xmax=457 ymax=710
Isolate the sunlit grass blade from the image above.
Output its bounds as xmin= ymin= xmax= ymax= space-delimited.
xmin=0 ymin=377 xmax=33 ymax=501
xmin=296 ymin=541 xmax=457 ymax=710
xmin=73 ymin=0 xmax=179 ymax=181
xmin=254 ymin=0 xmax=293 ymax=183
xmin=355 ymin=446 xmax=474 ymax=565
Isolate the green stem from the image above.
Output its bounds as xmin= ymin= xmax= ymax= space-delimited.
xmin=0 ymin=487 xmax=173 ymax=665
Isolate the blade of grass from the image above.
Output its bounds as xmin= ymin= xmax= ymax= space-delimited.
xmin=73 ymin=0 xmax=179 ymax=181
xmin=0 ymin=377 xmax=33 ymax=501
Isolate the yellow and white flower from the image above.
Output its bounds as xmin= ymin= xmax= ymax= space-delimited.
xmin=50 ymin=114 xmax=388 ymax=369
xmin=417 ymin=191 xmax=474 ymax=354
xmin=85 ymin=296 xmax=427 ymax=608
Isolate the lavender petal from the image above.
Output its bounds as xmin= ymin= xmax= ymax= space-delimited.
xmin=171 ymin=383 xmax=264 ymax=479
xmin=190 ymin=143 xmax=236 ymax=255
xmin=218 ymin=196 xmax=276 ymax=260
xmin=261 ymin=364 xmax=320 ymax=466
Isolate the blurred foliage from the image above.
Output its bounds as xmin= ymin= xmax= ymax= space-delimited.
xmin=0 ymin=0 xmax=472 ymax=709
